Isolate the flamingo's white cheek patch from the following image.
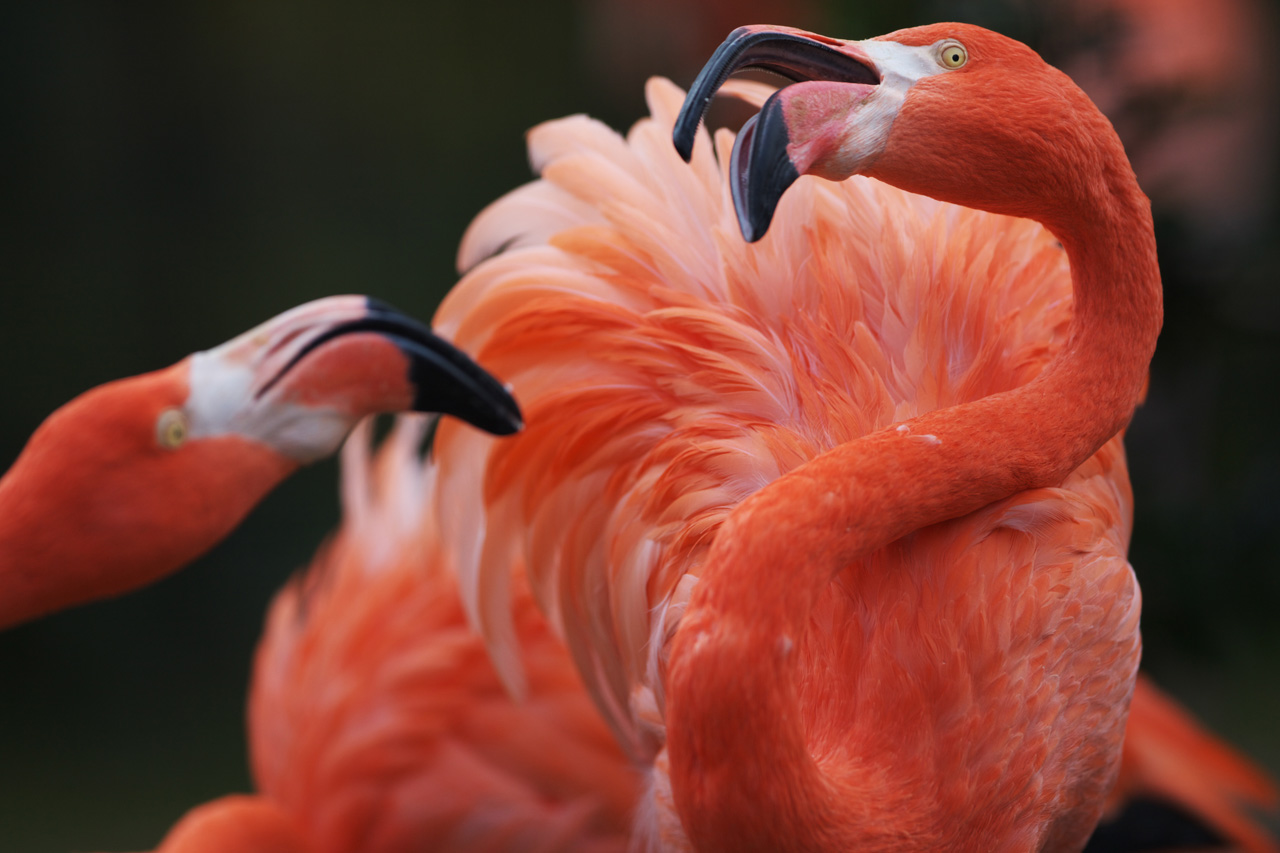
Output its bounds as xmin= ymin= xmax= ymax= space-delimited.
xmin=238 ymin=407 xmax=352 ymax=464
xmin=859 ymin=40 xmax=955 ymax=88
xmin=186 ymin=351 xmax=254 ymax=436
xmin=826 ymin=39 xmax=959 ymax=176
xmin=185 ymin=350 xmax=352 ymax=463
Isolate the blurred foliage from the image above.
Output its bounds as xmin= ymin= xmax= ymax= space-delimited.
xmin=1 ymin=1 xmax=1276 ymax=850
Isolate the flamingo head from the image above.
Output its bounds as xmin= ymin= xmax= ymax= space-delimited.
xmin=178 ymin=294 xmax=522 ymax=461
xmin=0 ymin=296 xmax=521 ymax=625
xmin=673 ymin=23 xmax=1123 ymax=240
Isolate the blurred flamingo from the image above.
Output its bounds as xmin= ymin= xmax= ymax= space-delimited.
xmin=0 ymin=296 xmax=520 ymax=630
xmin=1096 ymin=675 xmax=1278 ymax=852
xmin=149 ymin=420 xmax=637 ymax=853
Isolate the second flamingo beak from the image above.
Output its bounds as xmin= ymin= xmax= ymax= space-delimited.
xmin=185 ymin=295 xmax=521 ymax=463
xmin=260 ymin=297 xmax=523 ymax=437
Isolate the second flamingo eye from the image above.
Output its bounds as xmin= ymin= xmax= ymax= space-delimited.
xmin=155 ymin=408 xmax=189 ymax=449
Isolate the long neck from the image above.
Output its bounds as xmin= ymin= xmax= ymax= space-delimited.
xmin=0 ymin=378 xmax=294 ymax=629
xmin=0 ymin=392 xmax=130 ymax=628
xmin=0 ymin=442 xmax=146 ymax=629
xmin=665 ymin=172 xmax=1161 ymax=847
xmin=0 ymin=464 xmax=53 ymax=629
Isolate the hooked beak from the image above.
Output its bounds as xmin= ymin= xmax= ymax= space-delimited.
xmin=673 ymin=26 xmax=881 ymax=242
xmin=197 ymin=296 xmax=521 ymax=449
xmin=259 ymin=297 xmax=523 ymax=436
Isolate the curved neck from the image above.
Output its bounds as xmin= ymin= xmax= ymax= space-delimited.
xmin=0 ymin=396 xmax=129 ymax=628
xmin=0 ymin=378 xmax=294 ymax=630
xmin=666 ymin=174 xmax=1161 ymax=847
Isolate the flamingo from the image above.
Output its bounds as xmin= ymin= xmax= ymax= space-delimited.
xmin=421 ymin=23 xmax=1273 ymax=851
xmin=657 ymin=25 xmax=1158 ymax=850
xmin=1099 ymin=675 xmax=1278 ymax=852
xmin=0 ymin=295 xmax=520 ymax=630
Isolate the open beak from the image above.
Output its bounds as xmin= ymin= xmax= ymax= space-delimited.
xmin=672 ymin=26 xmax=881 ymax=242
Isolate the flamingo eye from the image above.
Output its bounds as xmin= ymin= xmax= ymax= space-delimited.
xmin=939 ymin=42 xmax=968 ymax=68
xmin=156 ymin=409 xmax=189 ymax=449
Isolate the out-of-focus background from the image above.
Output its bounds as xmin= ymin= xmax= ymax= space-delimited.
xmin=1 ymin=1 xmax=1277 ymax=849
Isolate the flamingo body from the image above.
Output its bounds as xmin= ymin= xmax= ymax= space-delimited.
xmin=430 ymin=75 xmax=1141 ymax=849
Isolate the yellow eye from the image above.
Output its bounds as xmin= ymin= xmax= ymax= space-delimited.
xmin=156 ymin=409 xmax=189 ymax=449
xmin=939 ymin=42 xmax=968 ymax=68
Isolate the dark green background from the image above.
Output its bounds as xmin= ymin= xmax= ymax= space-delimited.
xmin=2 ymin=2 xmax=1277 ymax=850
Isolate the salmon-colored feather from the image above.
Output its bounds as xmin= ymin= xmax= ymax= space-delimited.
xmin=154 ymin=420 xmax=637 ymax=853
xmin=154 ymin=795 xmax=309 ymax=853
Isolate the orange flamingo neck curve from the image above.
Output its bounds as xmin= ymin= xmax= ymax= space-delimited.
xmin=665 ymin=29 xmax=1163 ymax=853
xmin=0 ymin=366 xmax=294 ymax=629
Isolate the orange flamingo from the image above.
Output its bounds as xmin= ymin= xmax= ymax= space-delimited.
xmin=1099 ymin=675 xmax=1278 ymax=852
xmin=423 ymin=24 xmax=1274 ymax=851
xmin=0 ymin=295 xmax=519 ymax=630
xmin=659 ymin=25 xmax=1156 ymax=850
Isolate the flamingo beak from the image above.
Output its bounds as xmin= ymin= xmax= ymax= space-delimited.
xmin=262 ymin=298 xmax=523 ymax=436
xmin=253 ymin=295 xmax=519 ymax=435
xmin=672 ymin=26 xmax=881 ymax=242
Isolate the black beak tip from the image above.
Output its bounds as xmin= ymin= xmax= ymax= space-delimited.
xmin=676 ymin=26 xmax=875 ymax=238
xmin=397 ymin=332 xmax=524 ymax=437
xmin=673 ymin=27 xmax=764 ymax=164
xmin=465 ymin=389 xmax=523 ymax=437
xmin=730 ymin=95 xmax=800 ymax=244
xmin=410 ymin=380 xmax=524 ymax=437
xmin=673 ymin=129 xmax=696 ymax=164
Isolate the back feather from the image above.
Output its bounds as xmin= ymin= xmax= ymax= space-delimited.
xmin=246 ymin=418 xmax=637 ymax=852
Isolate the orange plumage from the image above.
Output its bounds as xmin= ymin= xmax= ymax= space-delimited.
xmin=425 ymin=63 xmax=1273 ymax=848
xmin=81 ymin=25 xmax=1276 ymax=852
xmin=149 ymin=420 xmax=636 ymax=853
